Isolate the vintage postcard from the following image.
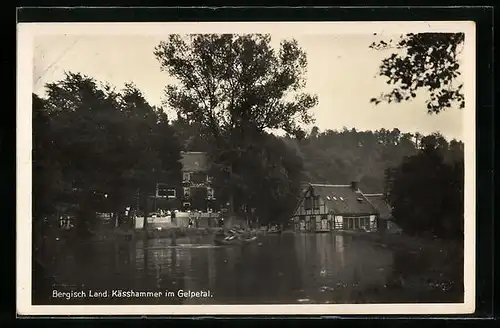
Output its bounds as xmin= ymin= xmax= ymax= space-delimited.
xmin=17 ymin=21 xmax=476 ymax=316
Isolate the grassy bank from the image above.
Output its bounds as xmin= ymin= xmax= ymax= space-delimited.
xmin=332 ymin=230 xmax=463 ymax=253
xmin=136 ymin=227 xmax=223 ymax=239
xmin=40 ymin=225 xmax=267 ymax=245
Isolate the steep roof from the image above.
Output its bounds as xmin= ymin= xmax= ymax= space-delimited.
xmin=364 ymin=193 xmax=393 ymax=219
xmin=180 ymin=152 xmax=209 ymax=172
xmin=309 ymin=183 xmax=377 ymax=215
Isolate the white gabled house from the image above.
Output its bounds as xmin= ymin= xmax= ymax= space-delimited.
xmin=292 ymin=181 xmax=390 ymax=232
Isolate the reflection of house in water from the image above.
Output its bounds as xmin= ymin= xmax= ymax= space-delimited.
xmin=363 ymin=193 xmax=393 ymax=232
xmin=292 ymin=181 xmax=392 ymax=233
xmin=317 ymin=234 xmax=335 ymax=272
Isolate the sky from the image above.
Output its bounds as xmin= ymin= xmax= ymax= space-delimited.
xmin=32 ymin=33 xmax=464 ymax=140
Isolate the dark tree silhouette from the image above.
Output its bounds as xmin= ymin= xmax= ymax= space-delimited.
xmin=154 ymin=34 xmax=318 ymax=217
xmin=385 ymin=135 xmax=464 ymax=239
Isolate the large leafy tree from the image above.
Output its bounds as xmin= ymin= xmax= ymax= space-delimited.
xmin=208 ymin=132 xmax=305 ymax=224
xmin=370 ymin=33 xmax=465 ymax=114
xmin=385 ymin=135 xmax=464 ymax=239
xmin=154 ymin=34 xmax=318 ymax=217
xmin=170 ymin=114 xmax=211 ymax=152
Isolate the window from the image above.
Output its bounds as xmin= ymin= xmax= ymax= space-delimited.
xmin=183 ymin=187 xmax=191 ymax=197
xmin=157 ymin=183 xmax=176 ymax=198
xmin=183 ymin=172 xmax=191 ymax=182
xmin=207 ymin=187 xmax=215 ymax=199
xmin=333 ymin=196 xmax=337 ymax=200
xmin=206 ymin=175 xmax=213 ymax=183
xmin=313 ymin=195 xmax=320 ymax=211
xmin=339 ymin=197 xmax=344 ymax=201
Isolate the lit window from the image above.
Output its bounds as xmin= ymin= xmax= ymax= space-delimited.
xmin=333 ymin=196 xmax=337 ymax=200
xmin=326 ymin=196 xmax=331 ymax=200
xmin=183 ymin=187 xmax=190 ymax=197
xmin=206 ymin=175 xmax=213 ymax=183
xmin=340 ymin=197 xmax=344 ymax=201
xmin=183 ymin=172 xmax=191 ymax=182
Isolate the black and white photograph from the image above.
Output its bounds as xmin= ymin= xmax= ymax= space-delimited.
xmin=17 ymin=21 xmax=476 ymax=316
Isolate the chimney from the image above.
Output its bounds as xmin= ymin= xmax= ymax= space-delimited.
xmin=351 ymin=181 xmax=359 ymax=192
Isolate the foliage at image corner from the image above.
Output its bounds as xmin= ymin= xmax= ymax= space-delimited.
xmin=370 ymin=32 xmax=465 ymax=114
xmin=153 ymin=34 xmax=318 ymax=223
xmin=32 ymin=72 xmax=183 ymax=233
xmin=366 ymin=32 xmax=465 ymax=240
xmin=384 ymin=134 xmax=464 ymax=240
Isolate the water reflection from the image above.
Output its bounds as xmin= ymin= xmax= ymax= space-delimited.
xmin=37 ymin=233 xmax=463 ymax=305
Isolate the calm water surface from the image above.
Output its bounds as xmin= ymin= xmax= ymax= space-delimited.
xmin=37 ymin=233 xmax=463 ymax=305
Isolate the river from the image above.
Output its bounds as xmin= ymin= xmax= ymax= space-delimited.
xmin=34 ymin=233 xmax=463 ymax=305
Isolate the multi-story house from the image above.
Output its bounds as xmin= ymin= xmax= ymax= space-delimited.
xmin=149 ymin=151 xmax=218 ymax=213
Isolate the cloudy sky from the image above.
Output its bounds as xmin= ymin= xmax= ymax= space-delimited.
xmin=33 ymin=33 xmax=464 ymax=140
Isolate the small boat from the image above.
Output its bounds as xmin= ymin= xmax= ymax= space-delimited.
xmin=266 ymin=224 xmax=282 ymax=234
xmin=214 ymin=234 xmax=238 ymax=245
xmin=214 ymin=232 xmax=258 ymax=246
xmin=243 ymin=236 xmax=258 ymax=243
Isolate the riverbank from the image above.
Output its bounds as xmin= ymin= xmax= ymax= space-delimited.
xmin=331 ymin=229 xmax=463 ymax=302
xmin=92 ymin=226 xmax=278 ymax=240
xmin=35 ymin=231 xmax=464 ymax=305
xmin=83 ymin=227 xmax=224 ymax=242
xmin=136 ymin=227 xmax=223 ymax=239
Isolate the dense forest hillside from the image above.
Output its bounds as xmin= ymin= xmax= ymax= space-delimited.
xmin=285 ymin=127 xmax=463 ymax=193
xmin=32 ymin=32 xmax=466 ymax=241
xmin=174 ymin=120 xmax=464 ymax=195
